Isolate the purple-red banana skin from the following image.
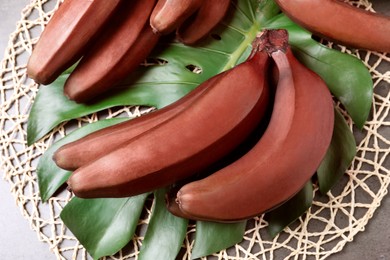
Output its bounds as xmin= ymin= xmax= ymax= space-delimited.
xmin=67 ymin=49 xmax=271 ymax=198
xmin=150 ymin=0 xmax=203 ymax=34
xmin=64 ymin=0 xmax=158 ymax=103
xmin=27 ymin=0 xmax=122 ymax=85
xmin=275 ymin=0 xmax=390 ymax=52
xmin=53 ymin=76 xmax=219 ymax=171
xmin=177 ymin=0 xmax=230 ymax=45
xmin=172 ymin=30 xmax=335 ymax=222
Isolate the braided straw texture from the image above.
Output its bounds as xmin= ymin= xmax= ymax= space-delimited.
xmin=1 ymin=0 xmax=389 ymax=259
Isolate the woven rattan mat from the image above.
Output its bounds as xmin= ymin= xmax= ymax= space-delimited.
xmin=1 ymin=0 xmax=389 ymax=259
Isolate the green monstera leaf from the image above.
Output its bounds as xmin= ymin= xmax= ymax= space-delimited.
xmin=317 ymin=108 xmax=357 ymax=194
xmin=60 ymin=195 xmax=149 ymax=260
xmin=191 ymin=220 xmax=247 ymax=259
xmin=138 ymin=189 xmax=189 ymax=260
xmin=265 ymin=181 xmax=314 ymax=238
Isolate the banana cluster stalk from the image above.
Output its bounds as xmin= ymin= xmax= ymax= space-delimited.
xmin=27 ymin=0 xmax=231 ymax=102
xmin=274 ymin=0 xmax=390 ymax=53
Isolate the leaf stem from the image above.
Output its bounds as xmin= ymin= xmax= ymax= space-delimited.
xmin=222 ymin=23 xmax=261 ymax=70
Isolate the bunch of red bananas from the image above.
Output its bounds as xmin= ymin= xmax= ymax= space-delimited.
xmin=27 ymin=0 xmax=389 ymax=223
xmin=27 ymin=0 xmax=230 ymax=103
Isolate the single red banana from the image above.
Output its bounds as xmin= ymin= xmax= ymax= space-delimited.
xmin=274 ymin=0 xmax=390 ymax=52
xmin=170 ymin=29 xmax=334 ymax=222
xmin=66 ymin=42 xmax=271 ymax=198
xmin=53 ymin=76 xmax=219 ymax=171
xmin=176 ymin=0 xmax=230 ymax=45
xmin=150 ymin=0 xmax=203 ymax=34
xmin=64 ymin=0 xmax=158 ymax=103
xmin=27 ymin=0 xmax=122 ymax=85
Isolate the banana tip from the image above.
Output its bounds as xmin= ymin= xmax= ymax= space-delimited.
xmin=52 ymin=149 xmax=74 ymax=171
xmin=52 ymin=150 xmax=59 ymax=164
xmin=149 ymin=24 xmax=162 ymax=35
xmin=165 ymin=190 xmax=186 ymax=218
xmin=66 ymin=181 xmax=73 ymax=193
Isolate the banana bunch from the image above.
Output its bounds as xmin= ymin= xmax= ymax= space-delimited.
xmin=169 ymin=30 xmax=335 ymax=222
xmin=29 ymin=0 xmax=379 ymax=223
xmin=52 ymin=29 xmax=335 ymax=223
xmin=54 ymin=34 xmax=271 ymax=198
xmin=27 ymin=0 xmax=230 ymax=102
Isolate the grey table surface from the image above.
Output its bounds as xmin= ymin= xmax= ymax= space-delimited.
xmin=0 ymin=1 xmax=389 ymax=259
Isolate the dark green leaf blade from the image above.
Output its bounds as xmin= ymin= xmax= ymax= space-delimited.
xmin=317 ymin=109 xmax=357 ymax=194
xmin=60 ymin=195 xmax=148 ymax=260
xmin=264 ymin=14 xmax=373 ymax=129
xmin=37 ymin=118 xmax=127 ymax=202
xmin=256 ymin=0 xmax=280 ymax=24
xmin=265 ymin=181 xmax=314 ymax=238
xmin=191 ymin=220 xmax=246 ymax=259
xmin=138 ymin=189 xmax=188 ymax=260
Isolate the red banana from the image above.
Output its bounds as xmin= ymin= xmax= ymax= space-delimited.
xmin=27 ymin=0 xmax=122 ymax=85
xmin=53 ymin=76 xmax=220 ymax=171
xmin=169 ymin=30 xmax=334 ymax=222
xmin=274 ymin=0 xmax=390 ymax=52
xmin=64 ymin=0 xmax=159 ymax=103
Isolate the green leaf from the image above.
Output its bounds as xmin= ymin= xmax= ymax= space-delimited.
xmin=37 ymin=118 xmax=127 ymax=202
xmin=317 ymin=109 xmax=357 ymax=194
xmin=191 ymin=220 xmax=246 ymax=259
xmin=26 ymin=0 xmax=281 ymax=145
xmin=265 ymin=181 xmax=314 ymax=238
xmin=264 ymin=14 xmax=373 ymax=129
xmin=256 ymin=0 xmax=280 ymax=24
xmin=138 ymin=189 xmax=188 ymax=260
xmin=60 ymin=195 xmax=149 ymax=260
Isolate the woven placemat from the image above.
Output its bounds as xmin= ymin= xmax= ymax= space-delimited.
xmin=1 ymin=0 xmax=389 ymax=259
